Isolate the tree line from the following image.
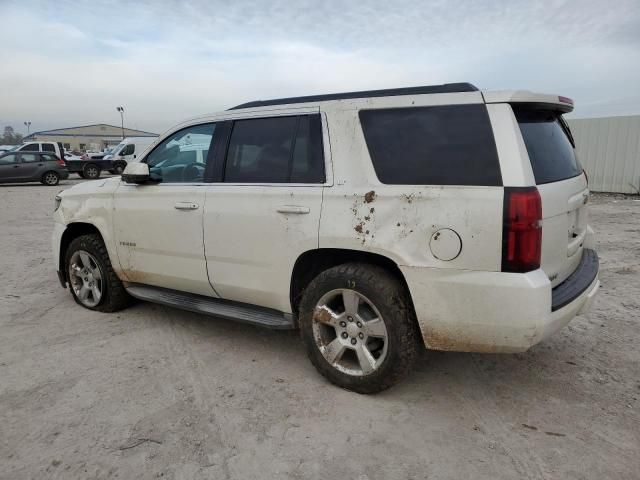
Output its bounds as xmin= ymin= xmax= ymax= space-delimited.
xmin=1 ymin=126 xmax=24 ymax=145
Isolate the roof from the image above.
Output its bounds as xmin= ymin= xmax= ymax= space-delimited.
xmin=229 ymin=82 xmax=479 ymax=110
xmin=25 ymin=123 xmax=158 ymax=139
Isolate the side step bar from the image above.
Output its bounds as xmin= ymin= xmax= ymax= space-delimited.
xmin=125 ymin=284 xmax=295 ymax=330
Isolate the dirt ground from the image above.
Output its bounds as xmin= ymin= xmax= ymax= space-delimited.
xmin=0 ymin=179 xmax=638 ymax=480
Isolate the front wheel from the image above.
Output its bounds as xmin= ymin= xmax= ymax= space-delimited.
xmin=299 ymin=263 xmax=420 ymax=394
xmin=65 ymin=234 xmax=131 ymax=312
xmin=41 ymin=171 xmax=60 ymax=185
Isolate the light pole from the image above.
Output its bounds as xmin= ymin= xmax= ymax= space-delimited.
xmin=24 ymin=121 xmax=31 ymax=136
xmin=116 ymin=106 xmax=125 ymax=139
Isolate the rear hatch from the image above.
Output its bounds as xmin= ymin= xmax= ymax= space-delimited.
xmin=514 ymin=106 xmax=588 ymax=287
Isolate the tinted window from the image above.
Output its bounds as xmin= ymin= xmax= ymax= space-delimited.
xmin=0 ymin=154 xmax=18 ymax=165
xmin=20 ymin=143 xmax=39 ymax=151
xmin=20 ymin=153 xmax=40 ymax=163
xmin=42 ymin=143 xmax=55 ymax=152
xmin=42 ymin=154 xmax=58 ymax=162
xmin=359 ymin=105 xmax=502 ymax=186
xmin=121 ymin=144 xmax=135 ymax=156
xmin=146 ymin=123 xmax=215 ymax=183
xmin=224 ymin=114 xmax=324 ymax=183
xmin=514 ymin=108 xmax=582 ymax=184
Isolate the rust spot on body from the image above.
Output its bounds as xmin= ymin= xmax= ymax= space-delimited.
xmin=354 ymin=223 xmax=364 ymax=233
xmin=364 ymin=191 xmax=376 ymax=203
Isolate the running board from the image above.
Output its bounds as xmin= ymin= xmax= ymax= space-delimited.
xmin=125 ymin=284 xmax=295 ymax=330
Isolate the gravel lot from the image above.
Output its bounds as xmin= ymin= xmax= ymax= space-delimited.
xmin=0 ymin=178 xmax=638 ymax=480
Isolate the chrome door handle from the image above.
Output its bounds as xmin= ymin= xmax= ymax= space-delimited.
xmin=276 ymin=205 xmax=310 ymax=214
xmin=174 ymin=202 xmax=199 ymax=210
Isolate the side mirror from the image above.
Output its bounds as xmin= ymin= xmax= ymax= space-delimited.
xmin=122 ymin=162 xmax=150 ymax=184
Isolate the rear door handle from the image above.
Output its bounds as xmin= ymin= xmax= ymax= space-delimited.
xmin=174 ymin=202 xmax=199 ymax=210
xmin=276 ymin=205 xmax=310 ymax=214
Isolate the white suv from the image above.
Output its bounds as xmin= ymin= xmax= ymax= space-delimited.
xmin=52 ymin=83 xmax=599 ymax=393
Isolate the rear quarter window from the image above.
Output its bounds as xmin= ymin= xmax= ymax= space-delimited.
xmin=359 ymin=104 xmax=502 ymax=186
xmin=514 ymin=107 xmax=582 ymax=184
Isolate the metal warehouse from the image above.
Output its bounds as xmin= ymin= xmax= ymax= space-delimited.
xmin=24 ymin=124 xmax=158 ymax=152
xmin=568 ymin=115 xmax=640 ymax=194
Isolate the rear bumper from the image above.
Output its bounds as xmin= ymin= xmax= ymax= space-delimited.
xmin=400 ymin=249 xmax=599 ymax=353
xmin=58 ymin=169 xmax=69 ymax=180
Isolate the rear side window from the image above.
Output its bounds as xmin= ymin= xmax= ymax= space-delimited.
xmin=359 ymin=105 xmax=502 ymax=186
xmin=42 ymin=154 xmax=58 ymax=162
xmin=224 ymin=114 xmax=324 ymax=183
xmin=514 ymin=108 xmax=582 ymax=184
xmin=42 ymin=143 xmax=55 ymax=152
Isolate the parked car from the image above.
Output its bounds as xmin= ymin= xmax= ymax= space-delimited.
xmin=52 ymin=83 xmax=599 ymax=393
xmin=15 ymin=141 xmax=65 ymax=160
xmin=0 ymin=151 xmax=68 ymax=185
xmin=0 ymin=145 xmax=18 ymax=153
xmin=64 ymin=156 xmax=114 ymax=179
xmin=103 ymin=137 xmax=157 ymax=174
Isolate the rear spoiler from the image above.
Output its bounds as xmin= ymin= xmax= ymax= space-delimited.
xmin=482 ymin=90 xmax=574 ymax=113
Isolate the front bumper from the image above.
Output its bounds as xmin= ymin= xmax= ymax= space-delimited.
xmin=400 ymin=249 xmax=599 ymax=353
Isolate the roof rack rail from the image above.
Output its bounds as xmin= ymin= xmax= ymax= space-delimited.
xmin=229 ymin=82 xmax=479 ymax=110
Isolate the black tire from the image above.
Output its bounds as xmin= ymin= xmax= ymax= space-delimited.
xmin=112 ymin=161 xmax=126 ymax=175
xmin=41 ymin=171 xmax=60 ymax=186
xmin=65 ymin=234 xmax=132 ymax=312
xmin=299 ymin=263 xmax=420 ymax=394
xmin=77 ymin=172 xmax=86 ymax=179
xmin=83 ymin=163 xmax=101 ymax=179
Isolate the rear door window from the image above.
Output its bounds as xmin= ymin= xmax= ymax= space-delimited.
xmin=359 ymin=105 xmax=502 ymax=186
xmin=514 ymin=108 xmax=582 ymax=184
xmin=20 ymin=153 xmax=40 ymax=163
xmin=224 ymin=114 xmax=324 ymax=183
xmin=42 ymin=143 xmax=55 ymax=152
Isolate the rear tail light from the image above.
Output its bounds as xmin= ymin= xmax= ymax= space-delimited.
xmin=57 ymin=158 xmax=66 ymax=167
xmin=502 ymin=187 xmax=542 ymax=273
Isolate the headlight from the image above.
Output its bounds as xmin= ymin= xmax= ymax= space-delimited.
xmin=54 ymin=194 xmax=62 ymax=212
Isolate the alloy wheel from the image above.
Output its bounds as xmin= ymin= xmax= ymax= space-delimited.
xmin=68 ymin=250 xmax=103 ymax=307
xmin=312 ymin=289 xmax=389 ymax=376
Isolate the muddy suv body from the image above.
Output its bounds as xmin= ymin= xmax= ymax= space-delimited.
xmin=52 ymin=83 xmax=599 ymax=392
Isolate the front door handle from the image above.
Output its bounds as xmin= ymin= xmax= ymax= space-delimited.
xmin=174 ymin=202 xmax=199 ymax=210
xmin=276 ymin=205 xmax=310 ymax=214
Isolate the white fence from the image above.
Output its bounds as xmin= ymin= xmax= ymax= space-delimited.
xmin=568 ymin=115 xmax=640 ymax=194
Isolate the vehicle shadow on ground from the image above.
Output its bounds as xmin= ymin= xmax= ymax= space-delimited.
xmin=121 ymin=297 xmax=580 ymax=402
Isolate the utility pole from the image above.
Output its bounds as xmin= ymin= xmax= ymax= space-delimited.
xmin=24 ymin=121 xmax=31 ymax=136
xmin=116 ymin=106 xmax=125 ymax=139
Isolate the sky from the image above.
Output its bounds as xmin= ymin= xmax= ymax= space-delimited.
xmin=1 ymin=0 xmax=639 ymax=136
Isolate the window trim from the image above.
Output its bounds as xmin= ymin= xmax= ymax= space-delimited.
xmin=216 ymin=113 xmax=328 ymax=186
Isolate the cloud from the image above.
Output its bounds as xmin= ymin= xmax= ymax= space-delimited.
xmin=1 ymin=0 xmax=639 ymax=134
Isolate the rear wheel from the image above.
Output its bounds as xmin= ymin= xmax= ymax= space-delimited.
xmin=41 ymin=171 xmax=60 ymax=186
xmin=65 ymin=234 xmax=131 ymax=312
xmin=112 ymin=161 xmax=126 ymax=175
xmin=299 ymin=263 xmax=420 ymax=394
xmin=83 ymin=163 xmax=101 ymax=179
